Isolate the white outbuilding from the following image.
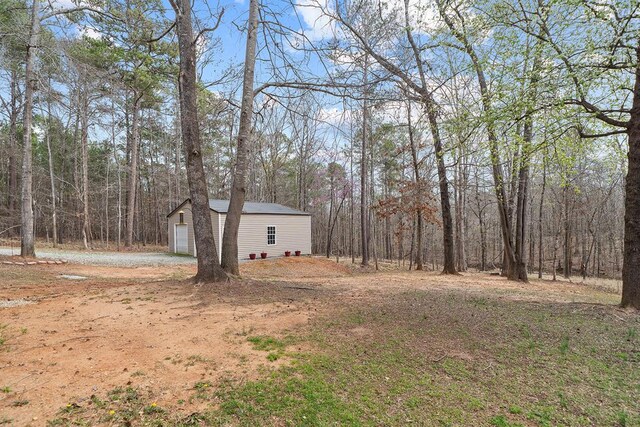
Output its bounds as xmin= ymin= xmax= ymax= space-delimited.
xmin=167 ymin=199 xmax=311 ymax=259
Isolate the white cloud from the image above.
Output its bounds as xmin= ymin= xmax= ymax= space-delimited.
xmin=47 ymin=0 xmax=92 ymax=13
xmin=294 ymin=0 xmax=337 ymax=41
xmin=79 ymin=25 xmax=101 ymax=39
xmin=318 ymin=106 xmax=352 ymax=126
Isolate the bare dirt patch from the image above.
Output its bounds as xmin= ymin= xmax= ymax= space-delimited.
xmin=0 ymin=257 xmax=626 ymax=425
xmin=0 ymin=264 xmax=332 ymax=425
xmin=240 ymin=256 xmax=352 ymax=279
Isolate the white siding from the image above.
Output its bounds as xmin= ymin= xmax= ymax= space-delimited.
xmin=167 ymin=202 xmax=311 ymax=259
xmin=220 ymin=213 xmax=311 ymax=259
xmin=167 ymin=205 xmax=196 ymax=255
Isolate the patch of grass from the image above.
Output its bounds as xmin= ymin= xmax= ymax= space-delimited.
xmin=194 ymin=381 xmax=212 ymax=391
xmin=47 ymin=386 xmax=178 ymax=426
xmin=192 ymin=381 xmax=213 ymax=400
xmin=247 ymin=335 xmax=287 ymax=352
xmin=627 ymin=327 xmax=637 ymax=341
xmin=12 ymin=399 xmax=29 ymax=407
xmin=248 ymin=335 xmax=293 ymax=362
xmin=0 ymin=416 xmax=12 ymax=425
xmin=266 ymin=352 xmax=280 ymax=361
xmin=490 ymin=415 xmax=524 ymax=427
xmin=107 ymin=386 xmax=139 ymax=404
xmin=210 ymin=291 xmax=640 ymax=426
xmin=618 ymin=410 xmax=630 ymax=427
xmin=1 ymin=386 xmax=10 ymax=393
xmin=559 ymin=336 xmax=570 ymax=356
xmin=508 ymin=405 xmax=523 ymax=415
xmin=185 ymin=354 xmax=211 ymax=366
xmin=0 ymin=324 xmax=7 ymax=348
xmin=214 ymin=357 xmax=360 ymax=425
xmin=142 ymin=402 xmax=164 ymax=415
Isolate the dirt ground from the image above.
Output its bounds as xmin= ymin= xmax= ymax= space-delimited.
xmin=0 ymin=257 xmax=623 ymax=425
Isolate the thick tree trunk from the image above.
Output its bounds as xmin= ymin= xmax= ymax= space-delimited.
xmin=621 ymin=49 xmax=640 ymax=309
xmin=221 ymin=0 xmax=258 ymax=275
xmin=20 ymin=0 xmax=40 ymax=258
xmin=424 ymin=105 xmax=457 ymax=274
xmin=173 ymin=0 xmax=227 ymax=282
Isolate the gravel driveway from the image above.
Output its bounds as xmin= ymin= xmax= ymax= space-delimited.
xmin=0 ymin=247 xmax=196 ymax=267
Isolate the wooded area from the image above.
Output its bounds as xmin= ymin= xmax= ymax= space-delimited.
xmin=0 ymin=0 xmax=637 ymax=307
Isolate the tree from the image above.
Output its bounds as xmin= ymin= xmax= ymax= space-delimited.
xmin=170 ymin=0 xmax=227 ymax=282
xmin=507 ymin=0 xmax=640 ymax=306
xmin=221 ymin=0 xmax=260 ymax=275
xmin=19 ymin=0 xmax=40 ymax=257
xmin=331 ymin=0 xmax=458 ymax=273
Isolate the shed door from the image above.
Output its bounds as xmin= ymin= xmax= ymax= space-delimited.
xmin=175 ymin=224 xmax=188 ymax=253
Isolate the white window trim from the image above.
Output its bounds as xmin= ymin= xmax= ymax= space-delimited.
xmin=267 ymin=225 xmax=277 ymax=246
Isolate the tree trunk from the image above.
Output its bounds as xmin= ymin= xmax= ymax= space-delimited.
xmin=220 ymin=0 xmax=259 ymax=275
xmin=20 ymin=0 xmax=40 ymax=258
xmin=172 ymin=0 xmax=227 ymax=282
xmin=81 ymin=92 xmax=91 ymax=250
xmin=563 ymin=186 xmax=572 ymax=279
xmin=454 ymin=150 xmax=467 ymax=272
xmin=326 ymin=177 xmax=334 ymax=258
xmin=538 ymin=150 xmax=547 ymax=278
xmin=621 ymin=47 xmax=640 ymax=309
xmin=407 ymin=101 xmax=423 ymax=270
xmin=125 ymin=95 xmax=141 ymax=247
xmin=45 ymin=91 xmax=58 ymax=248
xmin=360 ymin=55 xmax=370 ymax=267
xmin=424 ymin=104 xmax=456 ymax=274
xmin=8 ymin=68 xmax=19 ymax=216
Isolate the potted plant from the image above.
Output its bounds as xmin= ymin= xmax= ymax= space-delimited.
xmin=260 ymin=252 xmax=268 ymax=259
xmin=295 ymin=250 xmax=301 ymax=256
xmin=284 ymin=251 xmax=291 ymax=257
xmin=249 ymin=253 xmax=256 ymax=260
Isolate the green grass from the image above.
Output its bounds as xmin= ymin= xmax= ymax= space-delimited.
xmin=247 ymin=335 xmax=294 ymax=362
xmin=211 ymin=292 xmax=640 ymax=426
xmin=45 ymin=289 xmax=640 ymax=426
xmin=0 ymin=323 xmax=8 ymax=348
xmin=247 ymin=335 xmax=289 ymax=352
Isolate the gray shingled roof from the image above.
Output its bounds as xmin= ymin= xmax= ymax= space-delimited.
xmin=208 ymin=199 xmax=310 ymax=216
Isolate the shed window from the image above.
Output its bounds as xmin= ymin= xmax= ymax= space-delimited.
xmin=267 ymin=226 xmax=276 ymax=245
xmin=179 ymin=212 xmax=185 ymax=224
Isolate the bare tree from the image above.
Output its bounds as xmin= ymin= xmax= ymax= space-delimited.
xmin=170 ymin=0 xmax=227 ymax=282
xmin=221 ymin=0 xmax=259 ymax=275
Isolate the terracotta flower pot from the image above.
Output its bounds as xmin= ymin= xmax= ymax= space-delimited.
xmin=284 ymin=251 xmax=291 ymax=257
xmin=260 ymin=252 xmax=268 ymax=259
xmin=249 ymin=253 xmax=256 ymax=260
xmin=295 ymin=250 xmax=301 ymax=256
